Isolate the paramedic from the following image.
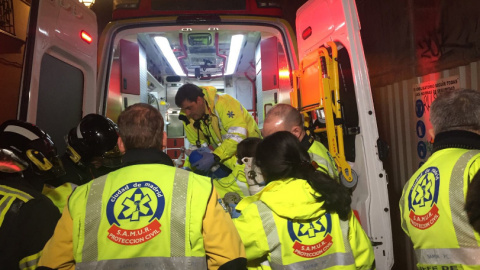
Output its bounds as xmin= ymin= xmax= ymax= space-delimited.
xmin=400 ymin=89 xmax=480 ymax=269
xmin=175 ymin=83 xmax=261 ymax=172
xmin=43 ymin=114 xmax=121 ymax=212
xmin=262 ymin=103 xmax=338 ymax=179
xmin=0 ymin=120 xmax=64 ymax=270
xmin=233 ymin=131 xmax=375 ymax=269
xmin=38 ymin=103 xmax=247 ymax=270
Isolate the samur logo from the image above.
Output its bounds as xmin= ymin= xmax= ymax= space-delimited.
xmin=407 ymin=166 xmax=440 ymax=230
xmin=287 ymin=213 xmax=333 ymax=258
xmin=106 ymin=181 xmax=165 ymax=245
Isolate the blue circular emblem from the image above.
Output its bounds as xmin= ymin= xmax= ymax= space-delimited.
xmin=407 ymin=167 xmax=440 ymax=230
xmin=287 ymin=213 xmax=333 ymax=258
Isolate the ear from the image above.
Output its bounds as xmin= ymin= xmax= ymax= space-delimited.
xmin=162 ymin=131 xmax=167 ymax=150
xmin=291 ymin=125 xmax=302 ymax=139
xmin=118 ymin=137 xmax=125 ymax=153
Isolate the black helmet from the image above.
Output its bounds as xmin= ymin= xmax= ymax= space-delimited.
xmin=66 ymin=114 xmax=119 ymax=165
xmin=0 ymin=120 xmax=65 ymax=177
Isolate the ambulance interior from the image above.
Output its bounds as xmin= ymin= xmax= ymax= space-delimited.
xmin=103 ymin=25 xmax=359 ymax=170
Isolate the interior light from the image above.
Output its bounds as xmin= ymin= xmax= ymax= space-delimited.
xmin=80 ymin=0 xmax=95 ymax=8
xmin=225 ymin=35 xmax=244 ymax=75
xmin=154 ymin=36 xmax=186 ymax=76
xmin=80 ymin=30 xmax=92 ymax=44
xmin=279 ymin=69 xmax=290 ymax=79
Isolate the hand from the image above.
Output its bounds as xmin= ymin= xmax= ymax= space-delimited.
xmin=191 ymin=151 xmax=216 ymax=171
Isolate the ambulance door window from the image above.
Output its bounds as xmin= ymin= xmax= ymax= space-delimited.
xmin=337 ymin=46 xmax=359 ymax=162
xmin=36 ymin=54 xmax=84 ymax=154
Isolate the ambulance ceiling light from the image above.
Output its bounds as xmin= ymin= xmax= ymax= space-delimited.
xmin=154 ymin=36 xmax=186 ymax=76
xmin=225 ymin=34 xmax=244 ymax=75
xmin=80 ymin=0 xmax=95 ymax=8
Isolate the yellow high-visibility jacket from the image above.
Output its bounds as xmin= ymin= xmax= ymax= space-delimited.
xmin=181 ymin=86 xmax=261 ymax=170
xmin=400 ymin=147 xmax=480 ymax=270
xmin=233 ymin=178 xmax=375 ymax=270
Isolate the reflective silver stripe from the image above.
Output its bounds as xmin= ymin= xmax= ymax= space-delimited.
xmin=18 ymin=251 xmax=41 ymax=270
xmin=415 ymin=247 xmax=480 ymax=264
xmin=450 ymin=150 xmax=480 ymax=247
xmin=255 ymin=201 xmax=283 ymax=265
xmin=83 ymin=174 xmax=108 ymax=262
xmin=340 ymin=218 xmax=353 ymax=255
xmin=236 ymin=178 xmax=250 ymax=197
xmin=222 ymin=133 xmax=244 ymax=143
xmin=310 ymin=153 xmax=336 ymax=178
xmin=269 ymin=252 xmax=356 ymax=270
xmin=0 ymin=196 xmax=14 ymax=226
xmin=0 ymin=185 xmax=33 ymax=201
xmin=228 ymin=126 xmax=247 ymax=136
xmin=171 ymin=168 xmax=190 ymax=257
xmin=77 ymin=256 xmax=207 ymax=270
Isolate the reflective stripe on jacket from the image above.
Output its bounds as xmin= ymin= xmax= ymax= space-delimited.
xmin=69 ymin=164 xmax=212 ymax=269
xmin=400 ymin=149 xmax=480 ymax=269
xmin=308 ymin=141 xmax=338 ymax=179
xmin=182 ymin=86 xmax=261 ymax=169
xmin=233 ymin=178 xmax=374 ymax=270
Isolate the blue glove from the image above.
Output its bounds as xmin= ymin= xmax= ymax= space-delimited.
xmin=196 ymin=147 xmax=211 ymax=153
xmin=229 ymin=203 xmax=242 ymax=218
xmin=191 ymin=151 xmax=216 ymax=172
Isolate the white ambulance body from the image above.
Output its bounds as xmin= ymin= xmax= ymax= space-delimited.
xmin=20 ymin=0 xmax=393 ymax=268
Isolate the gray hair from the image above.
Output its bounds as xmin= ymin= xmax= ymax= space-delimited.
xmin=430 ymin=89 xmax=480 ymax=135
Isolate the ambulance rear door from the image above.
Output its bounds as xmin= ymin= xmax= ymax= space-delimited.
xmin=295 ymin=0 xmax=393 ymax=268
xmin=18 ymin=0 xmax=97 ymax=153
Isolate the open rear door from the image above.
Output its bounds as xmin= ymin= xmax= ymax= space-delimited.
xmin=19 ymin=0 xmax=97 ymax=153
xmin=295 ymin=0 xmax=393 ymax=268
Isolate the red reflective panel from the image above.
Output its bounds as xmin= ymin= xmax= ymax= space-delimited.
xmin=81 ymin=30 xmax=93 ymax=44
xmin=302 ymin=26 xmax=312 ymax=40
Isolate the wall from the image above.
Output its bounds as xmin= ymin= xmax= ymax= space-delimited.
xmin=0 ymin=0 xmax=30 ymax=124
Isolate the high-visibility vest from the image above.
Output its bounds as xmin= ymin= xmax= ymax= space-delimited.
xmin=69 ymin=164 xmax=212 ymax=269
xmin=400 ymin=149 xmax=480 ymax=269
xmin=213 ymin=163 xmax=250 ymax=198
xmin=42 ymin=182 xmax=77 ymax=212
xmin=252 ymin=201 xmax=356 ymax=270
xmin=308 ymin=140 xmax=338 ymax=179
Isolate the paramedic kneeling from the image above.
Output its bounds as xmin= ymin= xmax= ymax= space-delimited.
xmin=38 ymin=103 xmax=247 ymax=270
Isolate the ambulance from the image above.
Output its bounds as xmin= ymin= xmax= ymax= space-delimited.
xmin=19 ymin=0 xmax=393 ymax=267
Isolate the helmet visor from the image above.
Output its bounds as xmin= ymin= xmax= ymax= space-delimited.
xmin=0 ymin=149 xmax=28 ymax=173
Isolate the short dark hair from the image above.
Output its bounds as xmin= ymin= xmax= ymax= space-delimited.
xmin=117 ymin=103 xmax=164 ymax=151
xmin=236 ymin=137 xmax=262 ymax=164
xmin=175 ymin=83 xmax=205 ymax=107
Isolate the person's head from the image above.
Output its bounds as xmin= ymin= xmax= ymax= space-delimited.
xmin=255 ymin=131 xmax=351 ymax=220
xmin=466 ymin=172 xmax=480 ymax=233
xmin=430 ymin=89 xmax=480 ymax=136
xmin=175 ymin=84 xmax=206 ymax=121
xmin=236 ymin=137 xmax=262 ymax=164
xmin=262 ymin=103 xmax=305 ymax=140
xmin=66 ymin=114 xmax=120 ymax=168
xmin=117 ymin=103 xmax=166 ymax=152
xmin=0 ymin=120 xmax=65 ymax=189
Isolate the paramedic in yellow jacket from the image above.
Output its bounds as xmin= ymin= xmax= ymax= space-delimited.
xmin=262 ymin=104 xmax=338 ymax=179
xmin=233 ymin=131 xmax=374 ymax=269
xmin=400 ymin=89 xmax=480 ymax=270
xmin=38 ymin=103 xmax=247 ymax=270
xmin=175 ymin=84 xmax=261 ymax=171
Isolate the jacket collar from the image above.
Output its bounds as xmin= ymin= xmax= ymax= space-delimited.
xmin=300 ymin=133 xmax=315 ymax=152
xmin=121 ymin=148 xmax=174 ymax=167
xmin=433 ymin=130 xmax=480 ymax=153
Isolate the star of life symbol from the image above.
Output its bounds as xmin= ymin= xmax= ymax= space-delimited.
xmin=288 ymin=214 xmax=333 ymax=258
xmin=227 ymin=111 xmax=235 ymax=118
xmin=106 ymin=181 xmax=165 ymax=245
xmin=298 ymin=219 xmax=325 ymax=238
xmin=118 ymin=188 xmax=153 ymax=221
xmin=408 ymin=166 xmax=440 ymax=230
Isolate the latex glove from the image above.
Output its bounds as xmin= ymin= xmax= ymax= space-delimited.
xmin=192 ymin=151 xmax=215 ymax=172
xmin=229 ymin=203 xmax=242 ymax=218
